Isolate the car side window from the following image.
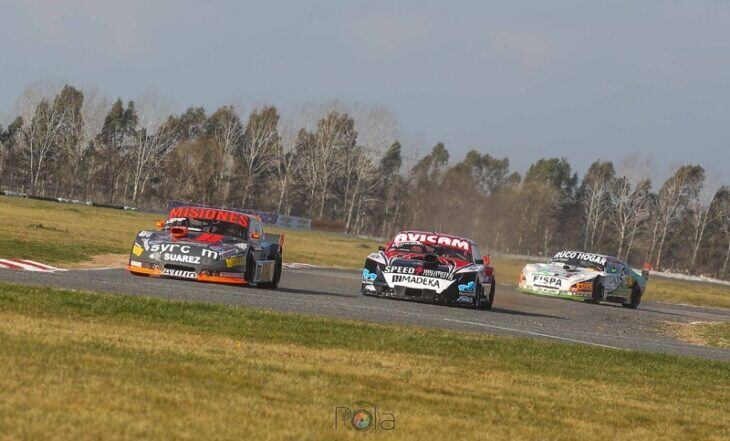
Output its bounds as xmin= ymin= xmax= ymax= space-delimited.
xmin=249 ymin=220 xmax=263 ymax=241
xmin=472 ymin=244 xmax=483 ymax=264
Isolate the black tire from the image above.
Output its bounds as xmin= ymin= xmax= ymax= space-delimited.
xmin=258 ymin=251 xmax=282 ymax=289
xmin=586 ymin=280 xmax=603 ymax=304
xmin=622 ymin=283 xmax=642 ymax=309
xmin=245 ymin=251 xmax=256 ymax=286
xmin=473 ymin=282 xmax=482 ymax=309
xmin=270 ymin=253 xmax=282 ymax=289
xmin=476 ymin=280 xmax=495 ymax=310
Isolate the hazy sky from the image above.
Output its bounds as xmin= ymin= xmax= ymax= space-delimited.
xmin=1 ymin=0 xmax=728 ymax=181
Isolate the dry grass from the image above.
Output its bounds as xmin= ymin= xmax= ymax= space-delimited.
xmin=0 ymin=283 xmax=728 ymax=440
xmin=662 ymin=322 xmax=730 ymax=349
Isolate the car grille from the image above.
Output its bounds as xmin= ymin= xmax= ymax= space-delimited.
xmin=164 ymin=264 xmax=196 ymax=272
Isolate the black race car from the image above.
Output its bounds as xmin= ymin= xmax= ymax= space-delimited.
xmin=127 ymin=205 xmax=283 ymax=287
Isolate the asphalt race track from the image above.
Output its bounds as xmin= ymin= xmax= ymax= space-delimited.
xmin=1 ymin=266 xmax=728 ymax=361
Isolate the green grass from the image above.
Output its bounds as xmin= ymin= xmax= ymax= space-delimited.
xmin=0 ymin=283 xmax=728 ymax=440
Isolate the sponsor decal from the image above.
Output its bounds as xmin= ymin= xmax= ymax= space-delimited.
xmin=392 ymin=274 xmax=441 ymax=289
xmin=423 ymin=268 xmax=453 ymax=280
xmin=458 ymin=281 xmax=475 ymax=292
xmin=150 ymin=244 xmax=191 ymax=254
xmin=553 ymin=251 xmax=607 ymax=266
xmin=163 ymin=253 xmax=201 ymax=264
xmin=129 ymin=260 xmax=142 ymax=267
xmin=362 ymin=268 xmax=377 ymax=281
xmin=532 ymin=275 xmax=562 ymax=288
xmin=202 ymin=248 xmax=219 ymax=259
xmin=392 ymin=232 xmax=470 ymax=251
xmin=162 ymin=268 xmax=197 ymax=279
xmin=168 ymin=206 xmax=249 ymax=227
xmin=138 ymin=231 xmax=154 ymax=238
xmin=131 ymin=244 xmax=144 ymax=256
xmin=219 ymin=272 xmax=245 ymax=279
xmin=225 ymin=255 xmax=244 ymax=268
xmin=383 ymin=265 xmax=415 ymax=274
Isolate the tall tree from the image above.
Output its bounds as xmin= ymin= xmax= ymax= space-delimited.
xmin=237 ymin=106 xmax=280 ymax=208
xmin=648 ymin=165 xmax=705 ymax=269
xmin=579 ymin=161 xmax=615 ymax=251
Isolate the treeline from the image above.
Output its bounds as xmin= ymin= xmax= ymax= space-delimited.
xmin=1 ymin=82 xmax=728 ymax=278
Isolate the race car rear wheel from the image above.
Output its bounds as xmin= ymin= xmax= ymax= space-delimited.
xmin=622 ymin=283 xmax=642 ymax=309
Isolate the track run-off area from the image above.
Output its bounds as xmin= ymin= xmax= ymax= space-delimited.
xmin=0 ymin=265 xmax=728 ymax=360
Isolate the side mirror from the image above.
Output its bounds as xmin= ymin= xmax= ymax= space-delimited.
xmin=155 ymin=220 xmax=165 ymax=229
xmin=378 ymin=246 xmax=385 ymax=251
xmin=250 ymin=232 xmax=261 ymax=240
xmin=483 ymin=255 xmax=490 ymax=265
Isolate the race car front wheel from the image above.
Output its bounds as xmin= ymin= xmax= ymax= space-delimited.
xmin=586 ymin=280 xmax=603 ymax=304
xmin=477 ymin=280 xmax=495 ymax=310
xmin=259 ymin=253 xmax=282 ymax=289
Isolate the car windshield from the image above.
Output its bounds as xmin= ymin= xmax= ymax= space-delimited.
xmin=166 ymin=217 xmax=248 ymax=239
xmin=550 ymin=252 xmax=606 ymax=271
xmin=390 ymin=243 xmax=471 ymax=261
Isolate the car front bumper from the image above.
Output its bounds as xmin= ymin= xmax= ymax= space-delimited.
xmin=126 ymin=262 xmax=248 ymax=285
xmin=361 ymin=282 xmax=476 ymax=305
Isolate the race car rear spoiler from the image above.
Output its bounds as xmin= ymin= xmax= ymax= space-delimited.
xmin=265 ymin=232 xmax=285 ymax=247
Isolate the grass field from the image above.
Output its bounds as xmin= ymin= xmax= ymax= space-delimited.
xmin=0 ymin=196 xmax=380 ymax=268
xmin=0 ymin=283 xmax=727 ymax=440
xmin=1 ymin=195 xmax=729 ymax=308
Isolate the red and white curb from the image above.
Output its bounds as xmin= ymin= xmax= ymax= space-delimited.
xmin=283 ymin=262 xmax=317 ymax=269
xmin=0 ymin=259 xmax=67 ymax=272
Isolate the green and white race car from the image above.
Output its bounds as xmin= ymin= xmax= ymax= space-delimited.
xmin=517 ymin=251 xmax=647 ymax=309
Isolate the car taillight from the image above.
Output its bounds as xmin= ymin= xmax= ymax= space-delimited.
xmin=518 ymin=272 xmax=526 ymax=284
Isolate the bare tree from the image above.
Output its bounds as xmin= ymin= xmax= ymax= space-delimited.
xmin=688 ymin=179 xmax=723 ymax=272
xmin=209 ymin=105 xmax=244 ymax=203
xmin=648 ymin=165 xmax=704 ymax=269
xmin=129 ymin=91 xmax=177 ymax=203
xmin=719 ymin=188 xmax=730 ymax=277
xmin=580 ymin=161 xmax=614 ymax=251
xmin=610 ymin=157 xmax=652 ymax=261
xmin=238 ymin=106 xmax=279 ymax=207
xmin=345 ymin=105 xmax=397 ymax=231
xmin=274 ymin=108 xmax=313 ymax=213
xmin=311 ymin=110 xmax=357 ymax=218
xmin=14 ymin=81 xmax=68 ymax=193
